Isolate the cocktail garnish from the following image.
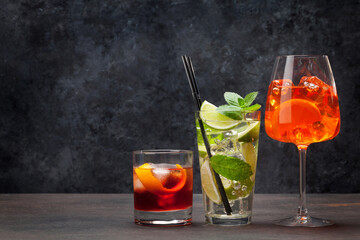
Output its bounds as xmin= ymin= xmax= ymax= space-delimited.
xmin=217 ymin=92 xmax=261 ymax=120
xmin=135 ymin=163 xmax=187 ymax=195
xmin=210 ymin=155 xmax=253 ymax=181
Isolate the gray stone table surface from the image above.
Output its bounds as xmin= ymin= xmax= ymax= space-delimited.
xmin=0 ymin=194 xmax=359 ymax=240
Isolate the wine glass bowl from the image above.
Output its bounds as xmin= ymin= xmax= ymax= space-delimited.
xmin=265 ymin=55 xmax=340 ymax=227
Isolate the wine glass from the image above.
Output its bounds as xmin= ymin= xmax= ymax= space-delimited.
xmin=265 ymin=55 xmax=340 ymax=227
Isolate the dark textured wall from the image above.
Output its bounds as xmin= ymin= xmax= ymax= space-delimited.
xmin=1 ymin=0 xmax=359 ymax=193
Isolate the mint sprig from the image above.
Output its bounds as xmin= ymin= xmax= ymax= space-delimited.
xmin=217 ymin=91 xmax=261 ymax=120
xmin=210 ymin=155 xmax=253 ymax=181
xmin=216 ymin=105 xmax=243 ymax=120
xmin=224 ymin=92 xmax=244 ymax=106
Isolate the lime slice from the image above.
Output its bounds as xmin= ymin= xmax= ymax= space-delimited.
xmin=197 ymin=146 xmax=208 ymax=167
xmin=237 ymin=122 xmax=260 ymax=142
xmin=221 ymin=177 xmax=232 ymax=189
xmin=242 ymin=142 xmax=257 ymax=181
xmin=198 ymin=145 xmax=208 ymax=158
xmin=221 ymin=177 xmax=239 ymax=200
xmin=200 ymin=160 xmax=221 ymax=204
xmin=200 ymin=101 xmax=240 ymax=130
xmin=198 ymin=151 xmax=207 ymax=158
xmin=221 ymin=176 xmax=252 ymax=199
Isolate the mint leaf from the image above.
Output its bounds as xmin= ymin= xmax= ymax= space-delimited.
xmin=238 ymin=98 xmax=245 ymax=106
xmin=224 ymin=92 xmax=243 ymax=106
xmin=216 ymin=105 xmax=243 ymax=120
xmin=216 ymin=105 xmax=242 ymax=112
xmin=244 ymin=92 xmax=258 ymax=107
xmin=217 ymin=91 xmax=261 ymax=120
xmin=242 ymin=104 xmax=261 ymax=112
xmin=210 ymin=155 xmax=253 ymax=181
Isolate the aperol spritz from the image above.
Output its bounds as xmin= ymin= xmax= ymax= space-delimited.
xmin=265 ymin=55 xmax=340 ymax=227
xmin=265 ymin=77 xmax=340 ymax=146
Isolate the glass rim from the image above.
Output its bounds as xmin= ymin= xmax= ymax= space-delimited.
xmin=196 ymin=110 xmax=261 ymax=121
xmin=133 ymin=149 xmax=193 ymax=155
xmin=276 ymin=54 xmax=328 ymax=58
xmin=196 ymin=110 xmax=261 ymax=113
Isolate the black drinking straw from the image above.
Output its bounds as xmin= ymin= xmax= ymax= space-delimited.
xmin=181 ymin=55 xmax=232 ymax=215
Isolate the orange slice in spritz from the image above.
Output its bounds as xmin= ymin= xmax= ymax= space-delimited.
xmin=272 ymin=99 xmax=321 ymax=125
xmin=271 ymin=99 xmax=322 ymax=144
xmin=134 ymin=163 xmax=187 ymax=195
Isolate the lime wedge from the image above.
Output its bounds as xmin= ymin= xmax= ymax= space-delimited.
xmin=200 ymin=160 xmax=221 ymax=204
xmin=200 ymin=101 xmax=240 ymax=130
xmin=221 ymin=177 xmax=232 ymax=189
xmin=197 ymin=146 xmax=208 ymax=166
xmin=242 ymin=142 xmax=257 ymax=181
xmin=237 ymin=121 xmax=260 ymax=142
xmin=221 ymin=176 xmax=252 ymax=199
xmin=198 ymin=151 xmax=207 ymax=158
xmin=221 ymin=177 xmax=239 ymax=200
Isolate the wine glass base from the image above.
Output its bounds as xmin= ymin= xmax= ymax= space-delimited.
xmin=273 ymin=215 xmax=334 ymax=227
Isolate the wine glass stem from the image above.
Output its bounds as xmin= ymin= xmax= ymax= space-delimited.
xmin=298 ymin=145 xmax=308 ymax=217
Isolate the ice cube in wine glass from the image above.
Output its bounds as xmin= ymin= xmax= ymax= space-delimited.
xmin=323 ymin=88 xmax=340 ymax=117
xmin=267 ymin=79 xmax=294 ymax=111
xmin=312 ymin=121 xmax=327 ymax=142
xmin=271 ymin=79 xmax=294 ymax=89
xmin=298 ymin=76 xmax=330 ymax=105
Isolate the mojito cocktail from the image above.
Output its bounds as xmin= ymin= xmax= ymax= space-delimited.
xmin=196 ymin=94 xmax=261 ymax=225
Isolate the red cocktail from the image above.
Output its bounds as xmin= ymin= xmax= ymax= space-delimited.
xmin=133 ymin=163 xmax=193 ymax=211
xmin=133 ymin=150 xmax=193 ymax=226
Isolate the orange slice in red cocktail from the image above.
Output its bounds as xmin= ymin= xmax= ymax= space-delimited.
xmin=134 ymin=163 xmax=187 ymax=195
